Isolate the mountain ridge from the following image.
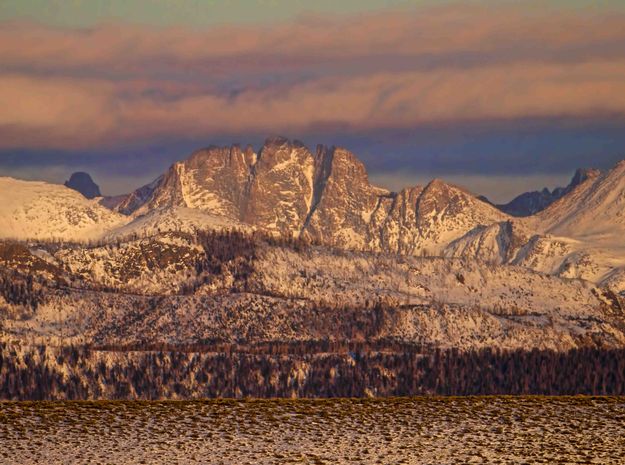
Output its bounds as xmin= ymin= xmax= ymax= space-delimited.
xmin=115 ymin=137 xmax=508 ymax=254
xmin=2 ymin=137 xmax=625 ymax=293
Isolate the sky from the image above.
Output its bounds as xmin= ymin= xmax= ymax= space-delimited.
xmin=1 ymin=0 xmax=625 ymax=202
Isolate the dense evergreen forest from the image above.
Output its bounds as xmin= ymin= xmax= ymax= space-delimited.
xmin=2 ymin=343 xmax=624 ymax=400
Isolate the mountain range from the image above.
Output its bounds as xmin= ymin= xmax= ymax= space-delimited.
xmin=2 ymin=136 xmax=624 ymax=291
xmin=1 ymin=136 xmax=625 ymax=359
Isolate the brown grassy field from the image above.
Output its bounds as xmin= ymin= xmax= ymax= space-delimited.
xmin=1 ymin=396 xmax=624 ymax=464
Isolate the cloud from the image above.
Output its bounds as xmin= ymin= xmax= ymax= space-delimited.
xmin=0 ymin=74 xmax=119 ymax=148
xmin=2 ymin=4 xmax=625 ymax=71
xmin=1 ymin=3 xmax=625 ymax=150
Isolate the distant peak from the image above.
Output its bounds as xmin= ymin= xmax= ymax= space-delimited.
xmin=67 ymin=171 xmax=92 ymax=182
xmin=494 ymin=166 xmax=601 ymax=218
xmin=64 ymin=172 xmax=101 ymax=199
xmin=570 ymin=167 xmax=600 ymax=188
xmin=477 ymin=195 xmax=494 ymax=205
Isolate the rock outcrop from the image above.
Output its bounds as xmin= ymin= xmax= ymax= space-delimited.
xmin=118 ymin=137 xmax=508 ymax=254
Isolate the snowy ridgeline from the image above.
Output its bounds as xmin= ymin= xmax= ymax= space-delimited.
xmin=3 ymin=145 xmax=625 ymax=294
xmin=1 ymin=230 xmax=624 ymax=352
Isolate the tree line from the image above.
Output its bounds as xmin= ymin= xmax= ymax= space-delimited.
xmin=0 ymin=271 xmax=43 ymax=311
xmin=2 ymin=343 xmax=625 ymax=400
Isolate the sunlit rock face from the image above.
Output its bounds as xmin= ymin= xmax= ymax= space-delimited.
xmin=243 ymin=137 xmax=315 ymax=234
xmin=115 ymin=137 xmax=508 ymax=253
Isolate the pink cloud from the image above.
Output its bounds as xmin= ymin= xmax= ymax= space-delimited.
xmin=1 ymin=3 xmax=625 ymax=149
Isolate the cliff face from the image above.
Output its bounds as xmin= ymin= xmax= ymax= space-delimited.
xmin=117 ymin=137 xmax=508 ymax=254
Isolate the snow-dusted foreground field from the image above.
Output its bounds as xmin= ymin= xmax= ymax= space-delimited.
xmin=1 ymin=397 xmax=624 ymax=464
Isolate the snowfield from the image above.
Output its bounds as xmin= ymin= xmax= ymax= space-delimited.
xmin=0 ymin=177 xmax=127 ymax=241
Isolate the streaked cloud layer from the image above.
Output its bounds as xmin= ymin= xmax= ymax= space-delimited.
xmin=2 ymin=3 xmax=625 ymax=149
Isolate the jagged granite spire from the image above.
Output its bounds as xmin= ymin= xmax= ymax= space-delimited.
xmin=114 ymin=136 xmax=507 ymax=254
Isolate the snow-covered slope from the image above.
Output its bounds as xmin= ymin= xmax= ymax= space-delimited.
xmin=443 ymin=220 xmax=530 ymax=265
xmin=108 ymin=206 xmax=252 ymax=240
xmin=524 ymin=161 xmax=625 ymax=287
xmin=392 ymin=179 xmax=509 ymax=255
xmin=0 ymin=177 xmax=127 ymax=241
xmin=535 ymin=160 xmax=625 ymax=242
xmin=441 ymin=160 xmax=625 ymax=291
xmin=3 ymin=232 xmax=625 ymax=351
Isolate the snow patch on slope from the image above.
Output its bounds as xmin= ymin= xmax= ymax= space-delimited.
xmin=108 ymin=207 xmax=251 ymax=239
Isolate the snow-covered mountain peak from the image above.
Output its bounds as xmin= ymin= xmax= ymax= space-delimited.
xmin=0 ymin=177 xmax=126 ymax=241
xmin=408 ymin=178 xmax=510 ymax=254
xmin=418 ymin=178 xmax=507 ymax=223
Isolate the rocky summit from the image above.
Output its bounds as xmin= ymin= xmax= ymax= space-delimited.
xmin=116 ymin=137 xmax=507 ymax=255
